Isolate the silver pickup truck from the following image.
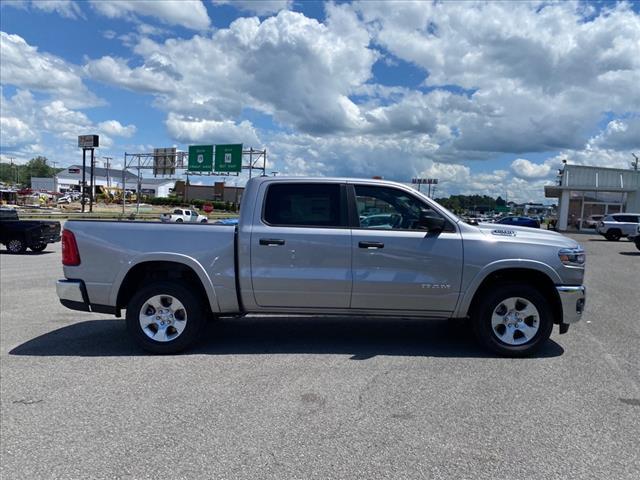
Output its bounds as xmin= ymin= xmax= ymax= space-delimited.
xmin=57 ymin=177 xmax=586 ymax=356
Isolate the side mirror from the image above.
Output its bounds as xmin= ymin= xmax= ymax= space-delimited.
xmin=419 ymin=212 xmax=445 ymax=233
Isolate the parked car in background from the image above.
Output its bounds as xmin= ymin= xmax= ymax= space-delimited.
xmin=0 ymin=208 xmax=61 ymax=253
xmin=582 ymin=215 xmax=604 ymax=229
xmin=596 ymin=213 xmax=640 ymax=241
xmin=160 ymin=208 xmax=208 ymax=223
xmin=214 ymin=217 xmax=239 ymax=225
xmin=495 ymin=216 xmax=540 ymax=229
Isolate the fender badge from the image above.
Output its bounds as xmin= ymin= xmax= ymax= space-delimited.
xmin=492 ymin=229 xmax=516 ymax=237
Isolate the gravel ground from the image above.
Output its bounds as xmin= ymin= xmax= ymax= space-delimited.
xmin=1 ymin=233 xmax=638 ymax=479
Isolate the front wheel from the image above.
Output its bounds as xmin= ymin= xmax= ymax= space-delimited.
xmin=30 ymin=243 xmax=47 ymax=252
xmin=635 ymin=237 xmax=640 ymax=251
xmin=7 ymin=238 xmax=27 ymax=254
xmin=125 ymin=281 xmax=207 ymax=354
xmin=605 ymin=229 xmax=621 ymax=241
xmin=473 ymin=284 xmax=553 ymax=357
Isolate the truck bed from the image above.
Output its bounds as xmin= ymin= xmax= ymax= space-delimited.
xmin=63 ymin=220 xmax=238 ymax=313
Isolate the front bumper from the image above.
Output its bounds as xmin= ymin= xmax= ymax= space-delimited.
xmin=556 ymin=285 xmax=586 ymax=325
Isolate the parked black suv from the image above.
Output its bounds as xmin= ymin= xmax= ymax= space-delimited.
xmin=0 ymin=209 xmax=61 ymax=253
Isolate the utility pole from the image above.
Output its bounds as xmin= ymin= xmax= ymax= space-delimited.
xmin=632 ymin=153 xmax=639 ymax=171
xmin=8 ymin=157 xmax=17 ymax=185
xmin=103 ymin=156 xmax=112 ymax=187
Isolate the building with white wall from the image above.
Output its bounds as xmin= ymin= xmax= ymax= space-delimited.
xmin=55 ymin=165 xmax=175 ymax=198
xmin=545 ymin=164 xmax=640 ymax=231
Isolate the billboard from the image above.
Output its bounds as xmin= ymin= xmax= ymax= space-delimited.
xmin=188 ymin=145 xmax=214 ymax=172
xmin=78 ymin=135 xmax=99 ymax=148
xmin=214 ymin=144 xmax=242 ymax=173
xmin=153 ymin=147 xmax=176 ymax=176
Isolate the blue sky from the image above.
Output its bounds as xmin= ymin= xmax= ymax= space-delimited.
xmin=1 ymin=0 xmax=639 ymax=202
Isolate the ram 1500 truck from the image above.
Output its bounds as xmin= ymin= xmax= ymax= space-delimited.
xmin=56 ymin=177 xmax=586 ymax=356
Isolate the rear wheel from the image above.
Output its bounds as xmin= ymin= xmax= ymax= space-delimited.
xmin=473 ymin=284 xmax=553 ymax=357
xmin=175 ymin=218 xmax=183 ymax=223
xmin=7 ymin=238 xmax=26 ymax=254
xmin=605 ymin=229 xmax=621 ymax=241
xmin=125 ymin=281 xmax=207 ymax=354
xmin=30 ymin=243 xmax=47 ymax=252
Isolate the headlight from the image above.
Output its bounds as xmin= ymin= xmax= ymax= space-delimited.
xmin=558 ymin=247 xmax=585 ymax=266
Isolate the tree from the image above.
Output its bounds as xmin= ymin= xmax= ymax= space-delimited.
xmin=496 ymin=196 xmax=506 ymax=207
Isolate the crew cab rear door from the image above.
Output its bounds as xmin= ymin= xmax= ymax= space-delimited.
xmin=349 ymin=184 xmax=463 ymax=314
xmin=250 ymin=181 xmax=352 ymax=308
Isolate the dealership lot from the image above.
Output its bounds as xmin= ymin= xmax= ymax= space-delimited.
xmin=1 ymin=234 xmax=638 ymax=479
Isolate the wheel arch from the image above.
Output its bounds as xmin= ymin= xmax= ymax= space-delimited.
xmin=113 ymin=256 xmax=220 ymax=313
xmin=458 ymin=264 xmax=563 ymax=325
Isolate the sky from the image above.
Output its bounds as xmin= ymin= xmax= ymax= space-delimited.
xmin=1 ymin=0 xmax=639 ymax=203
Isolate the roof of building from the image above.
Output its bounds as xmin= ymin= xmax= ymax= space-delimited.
xmin=139 ymin=178 xmax=177 ymax=185
xmin=56 ymin=165 xmax=138 ymax=181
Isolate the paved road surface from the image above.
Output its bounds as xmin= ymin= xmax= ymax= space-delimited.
xmin=1 ymin=234 xmax=639 ymax=479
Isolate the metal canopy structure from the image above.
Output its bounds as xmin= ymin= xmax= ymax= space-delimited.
xmin=121 ymin=148 xmax=267 ymax=213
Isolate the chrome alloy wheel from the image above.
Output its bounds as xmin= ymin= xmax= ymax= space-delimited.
xmin=139 ymin=295 xmax=187 ymax=342
xmin=490 ymin=297 xmax=540 ymax=346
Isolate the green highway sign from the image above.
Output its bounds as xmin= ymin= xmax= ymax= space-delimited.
xmin=215 ymin=144 xmax=243 ymax=173
xmin=188 ymin=145 xmax=213 ymax=172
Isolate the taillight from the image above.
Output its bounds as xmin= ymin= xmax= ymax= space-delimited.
xmin=61 ymin=230 xmax=81 ymax=266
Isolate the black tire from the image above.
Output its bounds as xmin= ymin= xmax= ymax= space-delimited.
xmin=605 ymin=229 xmax=621 ymax=241
xmin=635 ymin=237 xmax=640 ymax=251
xmin=200 ymin=219 xmax=208 ymax=223
xmin=7 ymin=238 xmax=27 ymax=254
xmin=125 ymin=281 xmax=207 ymax=354
xmin=30 ymin=243 xmax=47 ymax=252
xmin=472 ymin=283 xmax=554 ymax=357
xmin=175 ymin=218 xmax=183 ymax=223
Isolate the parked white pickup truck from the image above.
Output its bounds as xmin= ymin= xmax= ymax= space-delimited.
xmin=160 ymin=208 xmax=208 ymax=223
xmin=57 ymin=177 xmax=586 ymax=356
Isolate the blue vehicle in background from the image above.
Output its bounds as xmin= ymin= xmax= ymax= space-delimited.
xmin=214 ymin=217 xmax=239 ymax=225
xmin=495 ymin=216 xmax=541 ymax=229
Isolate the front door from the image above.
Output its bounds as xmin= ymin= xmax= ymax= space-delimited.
xmin=350 ymin=184 xmax=463 ymax=314
xmin=250 ymin=182 xmax=352 ymax=308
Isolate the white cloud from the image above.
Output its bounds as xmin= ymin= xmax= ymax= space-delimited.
xmin=89 ymin=0 xmax=211 ymax=30
xmin=2 ymin=0 xmax=84 ymax=19
xmin=0 ymin=116 xmax=37 ymax=147
xmin=590 ymin=118 xmax=640 ymax=151
xmin=0 ymin=31 xmax=102 ymax=108
xmin=165 ymin=114 xmax=260 ymax=145
xmin=97 ymin=120 xmax=137 ymax=138
xmin=85 ymin=8 xmax=377 ymax=134
xmin=213 ymin=0 xmax=291 ymax=16
xmin=31 ymin=0 xmax=83 ymax=19
xmin=83 ymin=56 xmax=175 ymax=93
xmin=511 ymin=158 xmax=553 ymax=179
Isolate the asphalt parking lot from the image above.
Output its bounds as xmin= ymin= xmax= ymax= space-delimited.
xmin=1 ymin=233 xmax=639 ymax=480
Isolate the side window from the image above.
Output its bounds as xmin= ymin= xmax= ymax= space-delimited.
xmin=174 ymin=209 xmax=182 ymax=215
xmin=264 ymin=183 xmax=346 ymax=227
xmin=613 ymin=215 xmax=624 ymax=222
xmin=354 ymin=185 xmax=446 ymax=231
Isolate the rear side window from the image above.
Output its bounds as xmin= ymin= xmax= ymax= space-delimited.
xmin=264 ymin=183 xmax=346 ymax=227
xmin=173 ymin=209 xmax=183 ymax=215
xmin=0 ymin=209 xmax=19 ymax=220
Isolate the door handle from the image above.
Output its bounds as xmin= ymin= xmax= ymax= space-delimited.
xmin=259 ymin=238 xmax=285 ymax=246
xmin=359 ymin=241 xmax=384 ymax=249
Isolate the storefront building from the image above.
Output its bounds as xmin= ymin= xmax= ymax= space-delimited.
xmin=545 ymin=164 xmax=640 ymax=231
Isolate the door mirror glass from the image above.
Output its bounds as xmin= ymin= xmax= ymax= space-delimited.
xmin=419 ymin=211 xmax=445 ymax=232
